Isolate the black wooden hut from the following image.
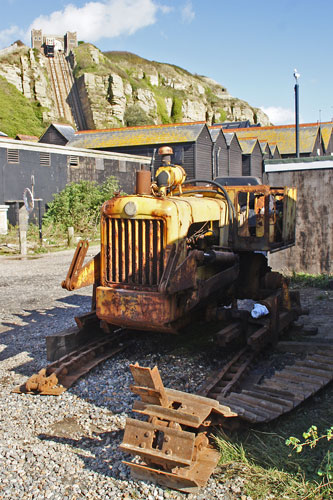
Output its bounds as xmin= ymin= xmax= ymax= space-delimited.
xmin=238 ymin=138 xmax=264 ymax=179
xmin=67 ymin=122 xmax=214 ymax=180
xmin=223 ymin=132 xmax=243 ymax=176
xmin=39 ymin=123 xmax=76 ymax=146
xmin=209 ymin=127 xmax=228 ymax=177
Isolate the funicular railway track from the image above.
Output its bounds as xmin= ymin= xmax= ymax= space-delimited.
xmin=48 ymin=57 xmax=65 ymax=119
xmin=58 ymin=53 xmax=87 ymax=130
xmin=48 ymin=53 xmax=86 ymax=128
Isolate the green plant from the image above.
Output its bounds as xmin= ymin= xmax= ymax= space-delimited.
xmin=213 ymin=108 xmax=227 ymax=123
xmin=171 ymin=97 xmax=183 ymax=123
xmin=0 ymin=75 xmax=45 ymax=137
xmin=286 ymin=426 xmax=333 ymax=483
xmin=155 ymin=95 xmax=171 ymax=124
xmin=124 ymin=104 xmax=154 ymax=127
xmin=43 ymin=177 xmax=120 ymax=233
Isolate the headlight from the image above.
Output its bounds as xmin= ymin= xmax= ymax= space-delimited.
xmin=124 ymin=201 xmax=137 ymax=217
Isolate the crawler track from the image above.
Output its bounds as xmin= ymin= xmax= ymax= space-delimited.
xmin=199 ymin=340 xmax=333 ymax=423
xmin=13 ymin=329 xmax=130 ymax=395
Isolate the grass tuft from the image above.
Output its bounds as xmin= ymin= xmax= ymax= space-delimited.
xmin=290 ymin=272 xmax=332 ymax=289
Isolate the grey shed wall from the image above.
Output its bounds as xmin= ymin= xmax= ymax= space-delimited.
xmin=213 ymin=132 xmax=228 ymax=178
xmin=228 ymin=137 xmax=243 ymax=176
xmin=242 ymin=142 xmax=263 ymax=179
xmin=266 ymin=161 xmax=332 ymax=274
xmin=0 ymin=141 xmax=149 ymax=226
xmin=194 ymin=127 xmax=214 ymax=179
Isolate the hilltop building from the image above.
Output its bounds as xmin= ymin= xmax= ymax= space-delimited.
xmin=31 ymin=29 xmax=77 ymax=56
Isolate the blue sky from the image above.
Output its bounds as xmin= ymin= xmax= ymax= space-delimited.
xmin=1 ymin=0 xmax=332 ymax=125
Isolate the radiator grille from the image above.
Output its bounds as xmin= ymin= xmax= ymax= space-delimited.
xmin=105 ymin=218 xmax=164 ymax=286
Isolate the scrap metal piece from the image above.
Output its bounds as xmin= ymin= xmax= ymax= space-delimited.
xmin=13 ymin=334 xmax=127 ymax=396
xmin=120 ymin=363 xmax=237 ymax=493
xmin=62 ymin=240 xmax=100 ymax=291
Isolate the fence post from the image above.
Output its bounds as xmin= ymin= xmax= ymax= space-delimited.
xmin=68 ymin=226 xmax=74 ymax=247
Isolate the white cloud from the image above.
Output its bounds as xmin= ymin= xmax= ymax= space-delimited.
xmin=260 ymin=106 xmax=295 ymax=125
xmin=181 ymin=1 xmax=195 ymax=23
xmin=0 ymin=25 xmax=25 ymax=48
xmin=27 ymin=0 xmax=167 ymax=43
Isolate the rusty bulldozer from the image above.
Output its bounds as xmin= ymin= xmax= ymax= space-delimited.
xmin=15 ymin=146 xmax=333 ymax=492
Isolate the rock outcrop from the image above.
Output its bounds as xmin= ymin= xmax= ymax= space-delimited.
xmin=0 ymin=42 xmax=270 ymax=136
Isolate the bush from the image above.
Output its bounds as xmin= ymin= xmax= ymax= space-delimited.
xmin=171 ymin=97 xmax=183 ymax=123
xmin=124 ymin=104 xmax=154 ymax=126
xmin=43 ymin=177 xmax=120 ymax=233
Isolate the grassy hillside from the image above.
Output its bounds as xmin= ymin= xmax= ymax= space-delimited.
xmin=0 ymin=75 xmax=45 ymax=137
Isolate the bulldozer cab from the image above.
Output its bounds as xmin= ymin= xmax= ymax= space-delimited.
xmin=225 ymin=185 xmax=297 ymax=253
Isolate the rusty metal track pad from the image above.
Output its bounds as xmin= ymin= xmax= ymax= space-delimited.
xmin=120 ymin=363 xmax=237 ymax=493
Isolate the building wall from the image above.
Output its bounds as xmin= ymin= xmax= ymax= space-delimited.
xmin=250 ymin=142 xmax=264 ymax=179
xmin=0 ymin=141 xmax=149 ymax=226
xmin=214 ymin=133 xmax=228 ymax=178
xmin=100 ymin=142 xmax=198 ymax=180
xmin=228 ymin=139 xmax=242 ymax=177
xmin=195 ymin=128 xmax=214 ymax=179
xmin=266 ymin=160 xmax=333 ymax=274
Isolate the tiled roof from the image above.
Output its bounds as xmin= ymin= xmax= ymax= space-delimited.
xmin=209 ymin=128 xmax=221 ymax=142
xmin=68 ymin=122 xmax=207 ymax=149
xmin=235 ymin=125 xmax=320 ymax=154
xmin=319 ymin=124 xmax=333 ymax=151
xmin=238 ymin=138 xmax=260 ymax=154
xmin=15 ymin=134 xmax=39 ymax=142
xmin=52 ymin=124 xmax=76 ymax=142
xmin=223 ymin=132 xmax=236 ymax=147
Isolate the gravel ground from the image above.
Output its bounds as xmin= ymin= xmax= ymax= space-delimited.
xmin=0 ymin=248 xmax=332 ymax=500
xmin=0 ymin=248 xmax=249 ymax=500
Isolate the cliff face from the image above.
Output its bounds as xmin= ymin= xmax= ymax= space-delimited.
xmin=0 ymin=41 xmax=270 ymax=136
xmin=0 ymin=45 xmax=57 ymax=123
xmin=71 ymin=44 xmax=270 ymax=129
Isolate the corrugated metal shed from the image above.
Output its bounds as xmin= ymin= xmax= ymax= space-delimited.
xmin=68 ymin=122 xmax=207 ymax=149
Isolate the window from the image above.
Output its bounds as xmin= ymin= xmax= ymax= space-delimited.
xmin=40 ymin=152 xmax=51 ymax=167
xmin=68 ymin=156 xmax=79 ymax=167
xmin=172 ymin=146 xmax=184 ymax=165
xmin=7 ymin=149 xmax=19 ymax=164
xmin=119 ymin=160 xmax=126 ymax=172
xmin=96 ymin=158 xmax=104 ymax=170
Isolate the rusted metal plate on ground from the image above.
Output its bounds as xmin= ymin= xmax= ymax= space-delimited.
xmin=120 ymin=364 xmax=236 ymax=493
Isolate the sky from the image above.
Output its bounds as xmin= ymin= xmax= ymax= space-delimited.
xmin=0 ymin=0 xmax=332 ymax=125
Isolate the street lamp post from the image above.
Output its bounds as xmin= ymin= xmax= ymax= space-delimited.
xmin=293 ymin=69 xmax=300 ymax=158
